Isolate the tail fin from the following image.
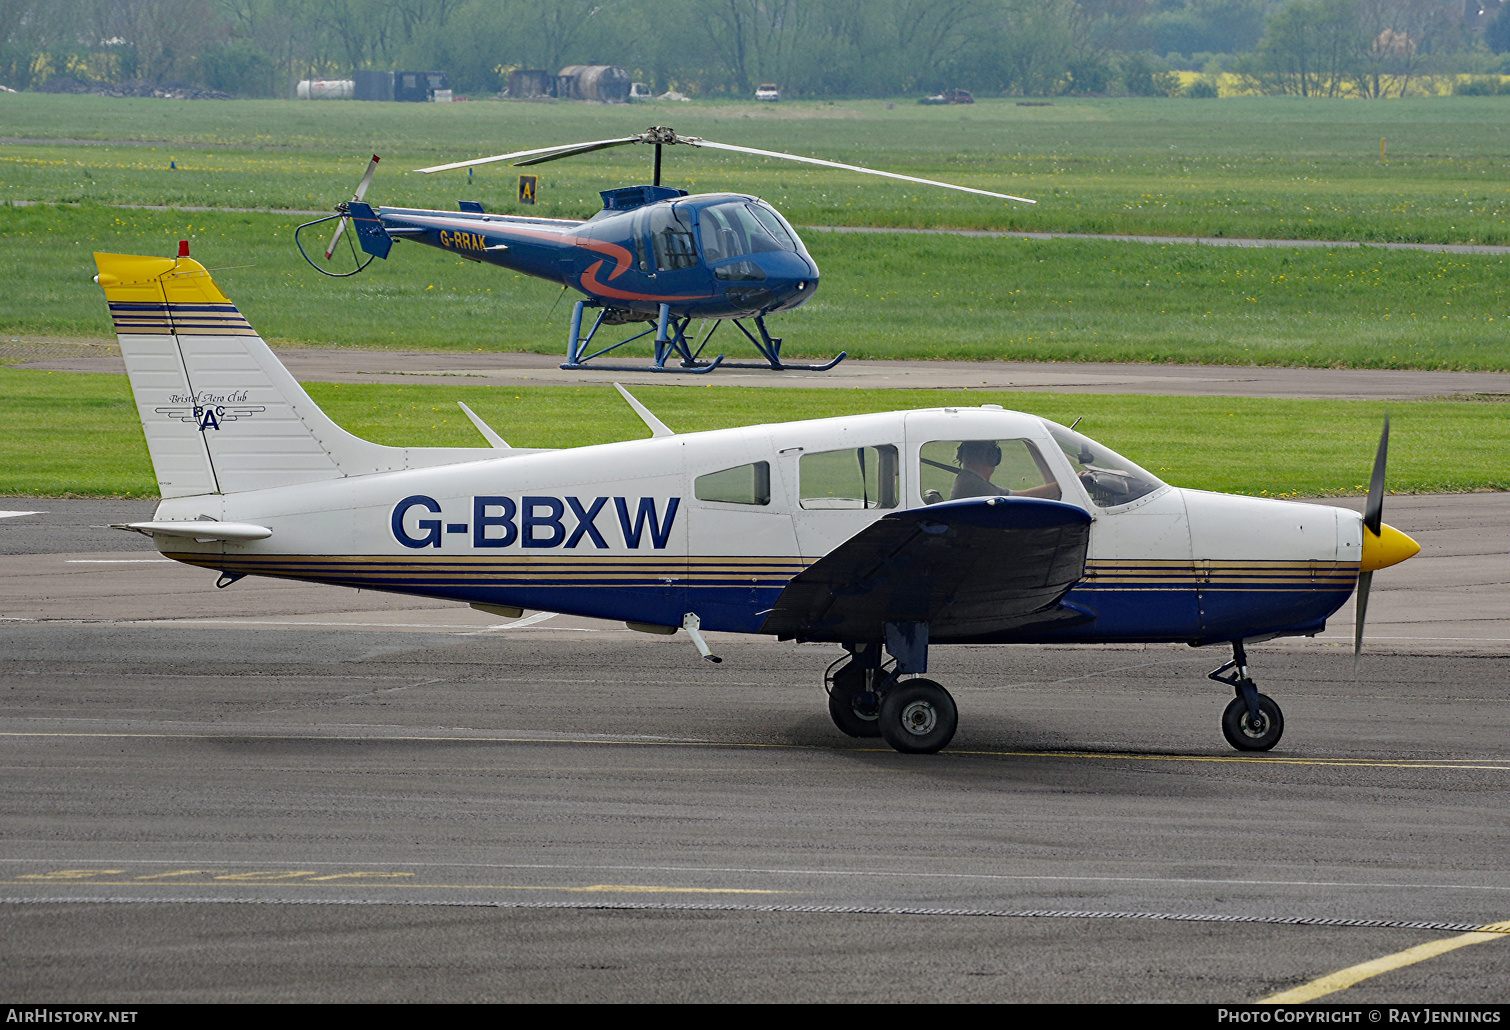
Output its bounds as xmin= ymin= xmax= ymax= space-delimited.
xmin=95 ymin=251 xmax=514 ymax=498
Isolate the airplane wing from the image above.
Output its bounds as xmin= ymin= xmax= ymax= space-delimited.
xmin=760 ymin=496 xmax=1091 ymax=642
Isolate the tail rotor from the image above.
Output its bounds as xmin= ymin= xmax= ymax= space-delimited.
xmin=295 ymin=155 xmax=381 ymax=277
xmin=326 ymin=154 xmax=380 ymax=259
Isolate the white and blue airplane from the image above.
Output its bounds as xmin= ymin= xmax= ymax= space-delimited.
xmin=93 ymin=248 xmax=1420 ymax=755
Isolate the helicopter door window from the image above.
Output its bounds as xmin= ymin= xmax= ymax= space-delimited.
xmin=649 ymin=205 xmax=698 ymax=271
xmin=799 ymin=445 xmax=899 ymax=510
xmin=695 ymin=462 xmax=771 ymax=506
xmin=917 ymin=439 xmax=1061 ymax=504
xmin=631 ymin=209 xmax=650 ymax=273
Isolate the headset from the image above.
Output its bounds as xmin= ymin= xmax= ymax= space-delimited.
xmin=956 ymin=440 xmax=1002 ymax=468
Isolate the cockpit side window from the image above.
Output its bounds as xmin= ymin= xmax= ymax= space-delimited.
xmin=1046 ymin=423 xmax=1164 ymax=507
xmin=799 ymin=445 xmax=899 ymax=510
xmin=695 ymin=461 xmax=771 ymax=506
xmin=918 ymin=439 xmax=1061 ymax=504
xmin=649 ymin=204 xmax=697 ymax=271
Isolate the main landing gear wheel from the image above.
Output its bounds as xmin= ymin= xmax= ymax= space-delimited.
xmin=827 ymin=663 xmax=881 ymax=738
xmin=878 ymin=678 xmax=957 ymax=755
xmin=1221 ymin=693 xmax=1284 ymax=752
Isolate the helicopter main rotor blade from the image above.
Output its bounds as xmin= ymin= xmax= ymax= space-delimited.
xmin=514 ymin=140 xmax=650 ymax=167
xmin=415 ymin=137 xmax=642 ymax=174
xmin=689 ymin=138 xmax=1036 ymax=204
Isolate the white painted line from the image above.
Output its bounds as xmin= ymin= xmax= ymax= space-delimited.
xmin=121 ymin=617 xmax=603 ymax=632
xmin=64 ymin=559 xmax=173 ymax=564
xmin=464 ymin=611 xmax=559 ymax=634
xmin=0 ymin=511 xmax=45 ymax=519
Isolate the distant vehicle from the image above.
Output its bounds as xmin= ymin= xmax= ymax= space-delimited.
xmin=296 ymin=79 xmax=354 ymax=101
xmin=920 ymin=88 xmax=973 ymax=105
xmin=755 ymin=83 xmax=780 ymax=102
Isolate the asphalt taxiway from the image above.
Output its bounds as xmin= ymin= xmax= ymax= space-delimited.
xmin=1 ymin=497 xmax=1506 ymax=1003
xmin=11 ymin=339 xmax=1510 ymax=398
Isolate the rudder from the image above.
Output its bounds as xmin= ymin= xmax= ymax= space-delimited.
xmin=95 ymin=251 xmax=504 ymax=498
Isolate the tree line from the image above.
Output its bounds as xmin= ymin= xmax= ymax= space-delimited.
xmin=0 ymin=0 xmax=1505 ymax=99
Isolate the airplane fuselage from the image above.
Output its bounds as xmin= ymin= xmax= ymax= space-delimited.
xmin=149 ymin=407 xmax=1364 ymax=648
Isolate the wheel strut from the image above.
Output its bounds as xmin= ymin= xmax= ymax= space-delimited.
xmin=1208 ymin=639 xmax=1262 ymax=723
xmin=1210 ymin=640 xmax=1285 ymax=751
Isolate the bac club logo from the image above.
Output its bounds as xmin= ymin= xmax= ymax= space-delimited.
xmin=391 ymin=494 xmax=680 ymax=550
xmin=157 ymin=391 xmax=264 ymax=432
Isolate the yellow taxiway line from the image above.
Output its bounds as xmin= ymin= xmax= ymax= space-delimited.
xmin=1261 ymin=920 xmax=1510 ymax=1003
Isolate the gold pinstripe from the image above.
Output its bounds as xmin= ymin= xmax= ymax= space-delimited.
xmin=108 ymin=302 xmax=257 ymax=337
xmin=163 ymin=554 xmax=1352 ymax=592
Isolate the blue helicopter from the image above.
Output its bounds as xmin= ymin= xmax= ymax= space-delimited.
xmin=294 ymin=127 xmax=1035 ymax=374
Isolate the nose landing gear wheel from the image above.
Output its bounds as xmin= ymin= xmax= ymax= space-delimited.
xmin=1221 ymin=693 xmax=1284 ymax=751
xmin=878 ymin=679 xmax=957 ymax=754
xmin=828 ymin=665 xmax=882 ymax=738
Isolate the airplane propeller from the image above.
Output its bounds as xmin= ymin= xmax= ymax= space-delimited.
xmin=415 ymin=126 xmax=1036 ymax=204
xmin=325 ymin=154 xmax=381 ymax=260
xmin=1351 ymin=416 xmax=1420 ymax=668
xmin=1353 ymin=416 xmax=1389 ymax=665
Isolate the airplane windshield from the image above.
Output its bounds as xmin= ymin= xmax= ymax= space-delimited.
xmin=699 ymin=202 xmax=791 ymax=263
xmin=1046 ymin=422 xmax=1165 ymax=508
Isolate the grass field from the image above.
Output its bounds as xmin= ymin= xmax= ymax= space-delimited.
xmin=6 ymin=204 xmax=1510 ymax=368
xmin=6 ymin=93 xmax=1510 ymax=242
xmin=6 ymin=93 xmax=1510 ymax=372
xmin=3 ymin=366 xmax=1504 ymax=499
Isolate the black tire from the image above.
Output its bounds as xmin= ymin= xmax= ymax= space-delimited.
xmin=1221 ymin=693 xmax=1284 ymax=752
xmin=828 ymin=664 xmax=882 ymax=738
xmin=878 ymin=678 xmax=957 ymax=754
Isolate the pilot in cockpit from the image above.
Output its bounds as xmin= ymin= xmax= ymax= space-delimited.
xmin=949 ymin=440 xmax=1062 ymax=500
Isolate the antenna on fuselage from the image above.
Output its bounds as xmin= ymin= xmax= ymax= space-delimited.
xmin=457 ymin=402 xmax=510 ymax=449
xmin=614 ymin=383 xmax=675 ymax=439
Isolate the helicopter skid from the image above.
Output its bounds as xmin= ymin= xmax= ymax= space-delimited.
xmin=560 ymin=356 xmax=726 ymax=375
xmin=696 ymin=355 xmax=847 ymax=372
xmin=564 ymin=301 xmax=844 ymax=376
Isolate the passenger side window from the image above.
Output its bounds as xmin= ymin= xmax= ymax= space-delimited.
xmin=799 ymin=445 xmax=899 ymax=510
xmin=695 ymin=461 xmax=771 ymax=506
xmin=918 ymin=439 xmax=1060 ymax=504
xmin=649 ymin=205 xmax=697 ymax=271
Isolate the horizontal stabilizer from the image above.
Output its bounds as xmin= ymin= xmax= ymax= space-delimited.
xmin=761 ymin=496 xmax=1092 ymax=642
